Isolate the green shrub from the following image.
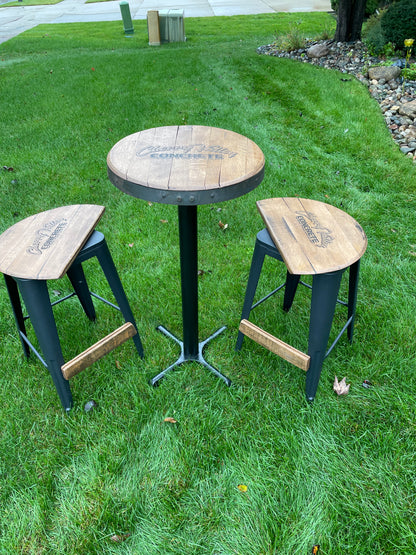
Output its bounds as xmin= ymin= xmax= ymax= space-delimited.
xmin=274 ymin=24 xmax=308 ymax=51
xmin=380 ymin=0 xmax=416 ymax=50
xmin=363 ymin=9 xmax=388 ymax=53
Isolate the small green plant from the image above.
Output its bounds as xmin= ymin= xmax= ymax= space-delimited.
xmin=405 ymin=63 xmax=416 ymax=80
xmin=274 ymin=23 xmax=308 ymax=52
xmin=315 ymin=24 xmax=334 ymax=41
xmin=402 ymin=38 xmax=415 ymax=92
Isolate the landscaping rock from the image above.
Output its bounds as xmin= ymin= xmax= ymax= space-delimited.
xmin=398 ymin=100 xmax=416 ymax=119
xmin=307 ymin=43 xmax=330 ymax=58
xmin=368 ymin=66 xmax=401 ymax=81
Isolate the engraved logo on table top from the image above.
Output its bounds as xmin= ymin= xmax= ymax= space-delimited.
xmin=136 ymin=144 xmax=239 ymax=160
xmin=27 ymin=218 xmax=68 ymax=255
xmin=295 ymin=211 xmax=334 ymax=248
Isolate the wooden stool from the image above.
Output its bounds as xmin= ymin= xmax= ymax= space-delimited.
xmin=236 ymin=197 xmax=367 ymax=401
xmin=0 ymin=205 xmax=144 ymax=411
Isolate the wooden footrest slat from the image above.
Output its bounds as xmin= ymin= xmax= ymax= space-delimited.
xmin=61 ymin=322 xmax=137 ymax=380
xmin=239 ymin=319 xmax=310 ymax=371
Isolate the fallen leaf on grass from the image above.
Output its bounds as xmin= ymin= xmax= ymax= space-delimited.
xmin=333 ymin=376 xmax=350 ymax=395
xmin=110 ymin=533 xmax=131 ymax=542
xmin=237 ymin=484 xmax=248 ymax=492
xmin=164 ymin=417 xmax=177 ymax=424
xmin=218 ymin=221 xmax=228 ymax=230
xmin=115 ymin=360 xmax=122 ymax=369
xmin=160 ymin=219 xmax=168 ymax=224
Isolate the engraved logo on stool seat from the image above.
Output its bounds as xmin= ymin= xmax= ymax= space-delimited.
xmin=27 ymin=218 xmax=68 ymax=255
xmin=295 ymin=211 xmax=333 ymax=248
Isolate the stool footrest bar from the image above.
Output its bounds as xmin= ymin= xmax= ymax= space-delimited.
xmin=239 ymin=319 xmax=310 ymax=371
xmin=61 ymin=322 xmax=137 ymax=380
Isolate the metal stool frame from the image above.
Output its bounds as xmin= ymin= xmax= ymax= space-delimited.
xmin=235 ymin=228 xmax=360 ymax=401
xmin=4 ymin=230 xmax=143 ymax=411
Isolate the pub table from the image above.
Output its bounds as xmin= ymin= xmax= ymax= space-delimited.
xmin=107 ymin=125 xmax=265 ymax=386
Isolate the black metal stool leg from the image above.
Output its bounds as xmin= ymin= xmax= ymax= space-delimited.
xmin=235 ymin=238 xmax=267 ymax=351
xmin=283 ymin=272 xmax=301 ymax=312
xmin=94 ymin=239 xmax=144 ymax=358
xmin=347 ymin=259 xmax=360 ymax=343
xmin=16 ymin=278 xmax=73 ymax=411
xmin=4 ymin=274 xmax=30 ymax=358
xmin=67 ymin=262 xmax=96 ymax=321
xmin=305 ymin=270 xmax=344 ymax=402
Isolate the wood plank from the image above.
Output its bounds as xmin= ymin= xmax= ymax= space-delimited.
xmin=147 ymin=10 xmax=160 ymax=45
xmin=239 ymin=319 xmax=310 ymax=371
xmin=257 ymin=197 xmax=367 ymax=275
xmin=0 ymin=205 xmax=104 ymax=280
xmin=61 ymin=322 xmax=137 ymax=380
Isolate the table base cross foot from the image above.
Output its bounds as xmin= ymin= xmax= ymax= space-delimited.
xmin=149 ymin=324 xmax=231 ymax=386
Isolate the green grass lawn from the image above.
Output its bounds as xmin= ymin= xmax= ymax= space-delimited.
xmin=1 ymin=13 xmax=416 ymax=554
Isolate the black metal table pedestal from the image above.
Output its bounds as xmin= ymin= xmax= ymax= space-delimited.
xmin=150 ymin=205 xmax=231 ymax=387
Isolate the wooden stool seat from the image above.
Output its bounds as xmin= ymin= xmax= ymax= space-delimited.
xmin=257 ymin=197 xmax=367 ymax=275
xmin=236 ymin=198 xmax=367 ymax=401
xmin=0 ymin=204 xmax=104 ymax=280
xmin=1 ymin=206 xmax=143 ymax=411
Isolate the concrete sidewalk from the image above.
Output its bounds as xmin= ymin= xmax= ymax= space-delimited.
xmin=0 ymin=0 xmax=331 ymax=45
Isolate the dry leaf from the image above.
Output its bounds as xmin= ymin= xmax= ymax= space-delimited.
xmin=164 ymin=417 xmax=177 ymax=424
xmin=160 ymin=219 xmax=168 ymax=224
xmin=333 ymin=376 xmax=350 ymax=395
xmin=110 ymin=533 xmax=131 ymax=542
xmin=218 ymin=221 xmax=228 ymax=230
xmin=115 ymin=360 xmax=121 ymax=369
xmin=237 ymin=484 xmax=248 ymax=492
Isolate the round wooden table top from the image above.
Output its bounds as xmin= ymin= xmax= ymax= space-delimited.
xmin=107 ymin=125 xmax=265 ymax=205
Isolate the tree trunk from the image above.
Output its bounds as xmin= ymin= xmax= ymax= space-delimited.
xmin=334 ymin=0 xmax=367 ymax=42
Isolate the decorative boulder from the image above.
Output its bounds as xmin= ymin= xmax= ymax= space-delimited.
xmin=307 ymin=44 xmax=330 ymax=58
xmin=368 ymin=66 xmax=401 ymax=81
xmin=398 ymin=100 xmax=416 ymax=119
